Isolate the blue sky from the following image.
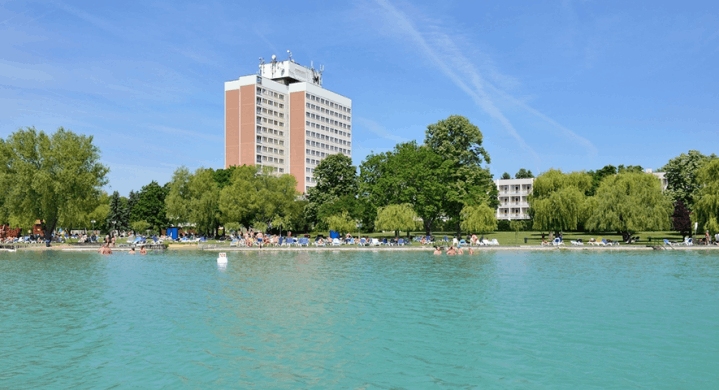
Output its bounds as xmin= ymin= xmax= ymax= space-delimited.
xmin=1 ymin=0 xmax=717 ymax=195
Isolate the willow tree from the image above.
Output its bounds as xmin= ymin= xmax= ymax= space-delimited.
xmin=528 ymin=169 xmax=593 ymax=235
xmin=586 ymin=172 xmax=672 ymax=241
xmin=374 ymin=203 xmax=420 ymax=238
xmin=325 ymin=211 xmax=357 ymax=234
xmin=460 ymin=204 xmax=497 ymax=234
xmin=693 ymin=159 xmax=719 ymax=234
xmin=0 ymin=127 xmax=108 ymax=244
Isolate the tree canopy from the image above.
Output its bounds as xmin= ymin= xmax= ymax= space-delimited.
xmin=585 ymin=172 xmax=672 ymax=240
xmin=529 ymin=169 xmax=594 ymax=234
xmin=661 ymin=150 xmax=717 ymax=210
xmin=460 ymin=204 xmax=497 ymax=234
xmin=218 ymin=165 xmax=299 ymax=231
xmin=693 ymin=159 xmax=719 ymax=234
xmin=374 ymin=203 xmax=419 ymax=238
xmin=501 ymin=172 xmax=511 ymax=180
xmin=131 ymin=181 xmax=169 ymax=232
xmin=515 ymin=168 xmax=534 ymax=179
xmin=0 ymin=127 xmax=108 ymax=242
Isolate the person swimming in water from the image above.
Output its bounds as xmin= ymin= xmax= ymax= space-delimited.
xmin=139 ymin=245 xmax=147 ymax=255
xmin=128 ymin=246 xmax=135 ymax=254
xmin=433 ymin=246 xmax=442 ymax=255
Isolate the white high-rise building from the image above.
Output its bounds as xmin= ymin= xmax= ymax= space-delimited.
xmin=224 ymin=54 xmax=352 ymax=194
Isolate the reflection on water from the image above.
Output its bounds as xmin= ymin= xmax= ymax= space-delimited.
xmin=1 ymin=250 xmax=718 ymax=388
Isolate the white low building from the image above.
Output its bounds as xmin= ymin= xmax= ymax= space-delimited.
xmin=494 ymin=178 xmax=534 ymax=220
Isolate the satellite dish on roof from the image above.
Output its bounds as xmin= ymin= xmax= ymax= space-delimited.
xmin=271 ymin=54 xmax=276 ymax=61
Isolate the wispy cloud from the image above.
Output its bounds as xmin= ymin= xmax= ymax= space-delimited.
xmin=372 ymin=0 xmax=597 ymax=162
xmin=355 ymin=116 xmax=409 ymax=144
xmin=151 ymin=125 xmax=222 ymax=142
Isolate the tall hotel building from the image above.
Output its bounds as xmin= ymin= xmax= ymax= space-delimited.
xmin=224 ymin=55 xmax=352 ymax=194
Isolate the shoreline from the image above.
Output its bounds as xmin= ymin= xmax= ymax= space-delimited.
xmin=3 ymin=244 xmax=719 ymax=252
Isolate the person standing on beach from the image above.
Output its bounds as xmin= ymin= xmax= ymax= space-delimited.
xmin=257 ymin=231 xmax=264 ymax=248
xmin=705 ymin=231 xmax=711 ymax=245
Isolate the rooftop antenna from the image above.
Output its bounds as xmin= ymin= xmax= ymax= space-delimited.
xmin=287 ymin=49 xmax=293 ymax=62
xmin=258 ymin=57 xmax=265 ymax=76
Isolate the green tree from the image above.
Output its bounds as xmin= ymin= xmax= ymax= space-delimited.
xmin=131 ymin=220 xmax=150 ymax=234
xmin=693 ymin=159 xmax=719 ymax=234
xmin=131 ymin=181 xmax=169 ymax=232
xmin=586 ymin=172 xmax=672 ymax=241
xmin=219 ymin=165 xmax=299 ymax=230
xmin=425 ymin=115 xmax=490 ymax=167
xmin=188 ymin=168 xmax=221 ymax=237
xmin=324 ymin=211 xmax=357 ymax=234
xmin=460 ymin=204 xmax=497 ymax=234
xmin=529 ymin=169 xmax=593 ymax=235
xmin=661 ymin=150 xmax=717 ymax=210
xmin=305 ymin=154 xmax=358 ymax=227
xmin=85 ymin=192 xmax=110 ymax=233
xmin=360 ymin=142 xmax=446 ymax=235
xmin=374 ymin=203 xmax=419 ymax=238
xmin=0 ymin=127 xmax=108 ymax=243
xmin=425 ymin=116 xmax=497 ymax=236
xmin=501 ymin=172 xmax=511 ymax=180
xmin=515 ymin=168 xmax=534 ymax=179
xmin=587 ymin=165 xmax=617 ymax=196
xmin=106 ymin=191 xmax=129 ymax=232
xmin=165 ymin=166 xmax=191 ymax=226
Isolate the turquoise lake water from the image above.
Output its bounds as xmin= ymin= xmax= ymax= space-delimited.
xmin=1 ymin=250 xmax=718 ymax=389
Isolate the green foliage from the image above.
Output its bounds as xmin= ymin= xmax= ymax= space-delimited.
xmin=187 ymin=168 xmax=221 ymax=237
xmin=324 ymin=211 xmax=357 ymax=234
xmin=0 ymin=127 xmax=109 ymax=239
xmin=305 ymin=154 xmax=359 ymax=228
xmin=585 ymin=172 xmax=672 ymax=239
xmin=223 ymin=222 xmax=242 ymax=233
xmin=374 ymin=204 xmax=419 ymax=238
xmin=529 ymin=170 xmax=593 ymax=233
xmin=219 ymin=165 xmax=299 ymax=230
xmin=360 ymin=142 xmax=446 ymax=235
xmin=460 ymin=204 xmax=497 ymax=234
xmin=165 ymin=166 xmax=191 ymax=225
xmin=501 ymin=172 xmax=511 ymax=180
xmin=514 ymin=168 xmax=534 ymax=179
xmin=131 ymin=181 xmax=169 ymax=232
xmin=106 ymin=191 xmax=129 ymax=232
xmin=661 ymin=150 xmax=717 ymax=210
xmin=86 ymin=192 xmax=110 ymax=232
xmin=693 ymin=159 xmax=719 ymax=234
xmin=131 ymin=220 xmax=150 ymax=234
xmin=425 ymin=115 xmax=490 ymax=166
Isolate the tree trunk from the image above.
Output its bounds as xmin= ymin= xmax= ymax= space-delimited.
xmin=395 ymin=230 xmax=399 ymax=239
xmin=43 ymin=220 xmax=57 ymax=247
xmin=424 ymin=219 xmax=432 ymax=237
xmin=456 ymin=220 xmax=461 ymax=240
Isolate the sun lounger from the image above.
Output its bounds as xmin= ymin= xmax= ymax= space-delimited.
xmin=370 ymin=238 xmax=381 ymax=246
xmin=571 ymin=240 xmax=584 ymax=246
xmin=552 ymin=238 xmax=564 ymax=246
xmin=398 ymin=238 xmax=405 ymax=246
xmin=490 ymin=239 xmax=499 ymax=246
xmin=332 ymin=238 xmax=341 ymax=246
xmin=482 ymin=239 xmax=491 ymax=246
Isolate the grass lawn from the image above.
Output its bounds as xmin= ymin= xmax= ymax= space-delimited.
xmin=47 ymin=231 xmax=689 ymax=248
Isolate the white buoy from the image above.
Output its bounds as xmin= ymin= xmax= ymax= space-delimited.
xmin=217 ymin=252 xmax=227 ymax=265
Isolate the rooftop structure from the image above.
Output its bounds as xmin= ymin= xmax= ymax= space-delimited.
xmin=225 ymin=53 xmax=352 ymax=194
